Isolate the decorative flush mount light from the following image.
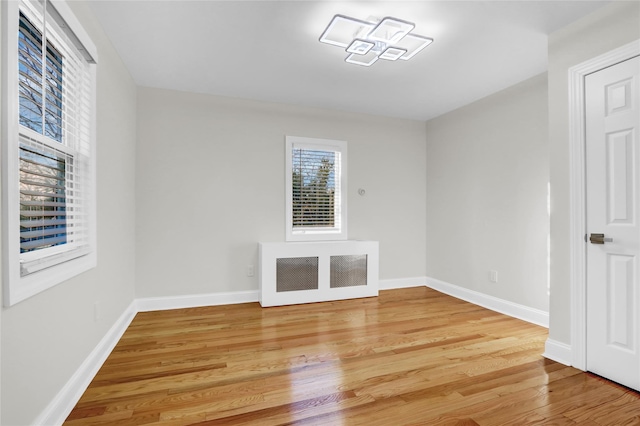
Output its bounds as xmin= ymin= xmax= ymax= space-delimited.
xmin=319 ymin=14 xmax=433 ymax=67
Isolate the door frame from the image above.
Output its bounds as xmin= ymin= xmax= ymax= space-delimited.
xmin=569 ymin=39 xmax=640 ymax=371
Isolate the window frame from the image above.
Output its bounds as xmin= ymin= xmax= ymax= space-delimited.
xmin=1 ymin=0 xmax=98 ymax=306
xmin=285 ymin=136 xmax=348 ymax=242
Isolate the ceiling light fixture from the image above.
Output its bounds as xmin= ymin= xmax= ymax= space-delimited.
xmin=319 ymin=14 xmax=433 ymax=67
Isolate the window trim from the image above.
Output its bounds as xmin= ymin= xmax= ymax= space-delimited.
xmin=285 ymin=136 xmax=348 ymax=242
xmin=2 ymin=0 xmax=98 ymax=306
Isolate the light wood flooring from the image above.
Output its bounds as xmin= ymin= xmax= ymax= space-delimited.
xmin=65 ymin=287 xmax=640 ymax=425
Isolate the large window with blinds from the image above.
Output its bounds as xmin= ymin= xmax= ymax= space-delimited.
xmin=285 ymin=136 xmax=347 ymax=241
xmin=2 ymin=0 xmax=98 ymax=306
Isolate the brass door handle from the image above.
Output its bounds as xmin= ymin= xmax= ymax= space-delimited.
xmin=590 ymin=233 xmax=613 ymax=244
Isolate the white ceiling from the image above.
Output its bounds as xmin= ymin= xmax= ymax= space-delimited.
xmin=87 ymin=0 xmax=610 ymax=121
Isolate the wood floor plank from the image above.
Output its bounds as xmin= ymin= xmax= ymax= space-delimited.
xmin=65 ymin=287 xmax=639 ymax=425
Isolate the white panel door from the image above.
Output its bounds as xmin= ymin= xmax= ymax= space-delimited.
xmin=586 ymin=55 xmax=640 ymax=390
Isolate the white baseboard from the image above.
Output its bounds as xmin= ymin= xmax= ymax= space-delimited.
xmin=543 ymin=338 xmax=573 ymax=366
xmin=379 ymin=276 xmax=427 ymax=290
xmin=136 ymin=290 xmax=259 ymax=312
xmin=425 ymin=277 xmax=549 ymax=328
xmin=34 ymin=300 xmax=137 ymax=426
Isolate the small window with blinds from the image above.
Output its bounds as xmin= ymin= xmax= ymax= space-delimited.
xmin=2 ymin=0 xmax=98 ymax=306
xmin=285 ymin=136 xmax=347 ymax=241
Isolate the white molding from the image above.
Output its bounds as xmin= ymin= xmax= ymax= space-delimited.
xmin=379 ymin=276 xmax=427 ymax=290
xmin=49 ymin=0 xmax=98 ymax=63
xmin=136 ymin=290 xmax=259 ymax=312
xmin=568 ymin=39 xmax=640 ymax=371
xmin=1 ymin=0 xmax=19 ymax=307
xmin=426 ymin=277 xmax=549 ymax=328
xmin=34 ymin=301 xmax=137 ymax=426
xmin=543 ymin=338 xmax=573 ymax=366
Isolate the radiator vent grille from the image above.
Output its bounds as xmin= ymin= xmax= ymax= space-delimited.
xmin=276 ymin=257 xmax=319 ymax=292
xmin=259 ymin=241 xmax=378 ymax=307
xmin=330 ymin=255 xmax=367 ymax=288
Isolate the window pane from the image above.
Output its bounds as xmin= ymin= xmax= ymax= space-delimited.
xmin=44 ymin=43 xmax=63 ymax=142
xmin=18 ymin=11 xmax=64 ymax=142
xmin=19 ymin=144 xmax=67 ymax=253
xmin=292 ymin=148 xmax=336 ymax=228
xmin=18 ymin=12 xmax=44 ymax=134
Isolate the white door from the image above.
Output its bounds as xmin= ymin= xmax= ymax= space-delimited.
xmin=585 ymin=55 xmax=640 ymax=390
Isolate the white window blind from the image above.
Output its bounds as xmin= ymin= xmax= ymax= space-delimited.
xmin=17 ymin=2 xmax=93 ymax=276
xmin=2 ymin=0 xmax=97 ymax=305
xmin=19 ymin=137 xmax=70 ymax=253
xmin=18 ymin=10 xmax=64 ymax=141
xmin=292 ymin=148 xmax=340 ymax=229
xmin=286 ymin=136 xmax=347 ymax=241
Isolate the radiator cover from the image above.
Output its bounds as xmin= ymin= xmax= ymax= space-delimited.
xmin=258 ymin=241 xmax=379 ymax=307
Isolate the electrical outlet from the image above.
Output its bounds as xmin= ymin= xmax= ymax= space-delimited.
xmin=489 ymin=270 xmax=498 ymax=283
xmin=247 ymin=265 xmax=254 ymax=277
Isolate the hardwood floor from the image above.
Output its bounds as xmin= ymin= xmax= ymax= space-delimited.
xmin=65 ymin=287 xmax=640 ymax=425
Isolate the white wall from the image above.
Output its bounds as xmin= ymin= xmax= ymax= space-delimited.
xmin=425 ymin=73 xmax=549 ymax=312
xmin=0 ymin=2 xmax=138 ymax=424
xmin=135 ymin=88 xmax=427 ymax=298
xmin=548 ymin=1 xmax=640 ymax=345
xmin=0 ymin=2 xmax=4 ymax=420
